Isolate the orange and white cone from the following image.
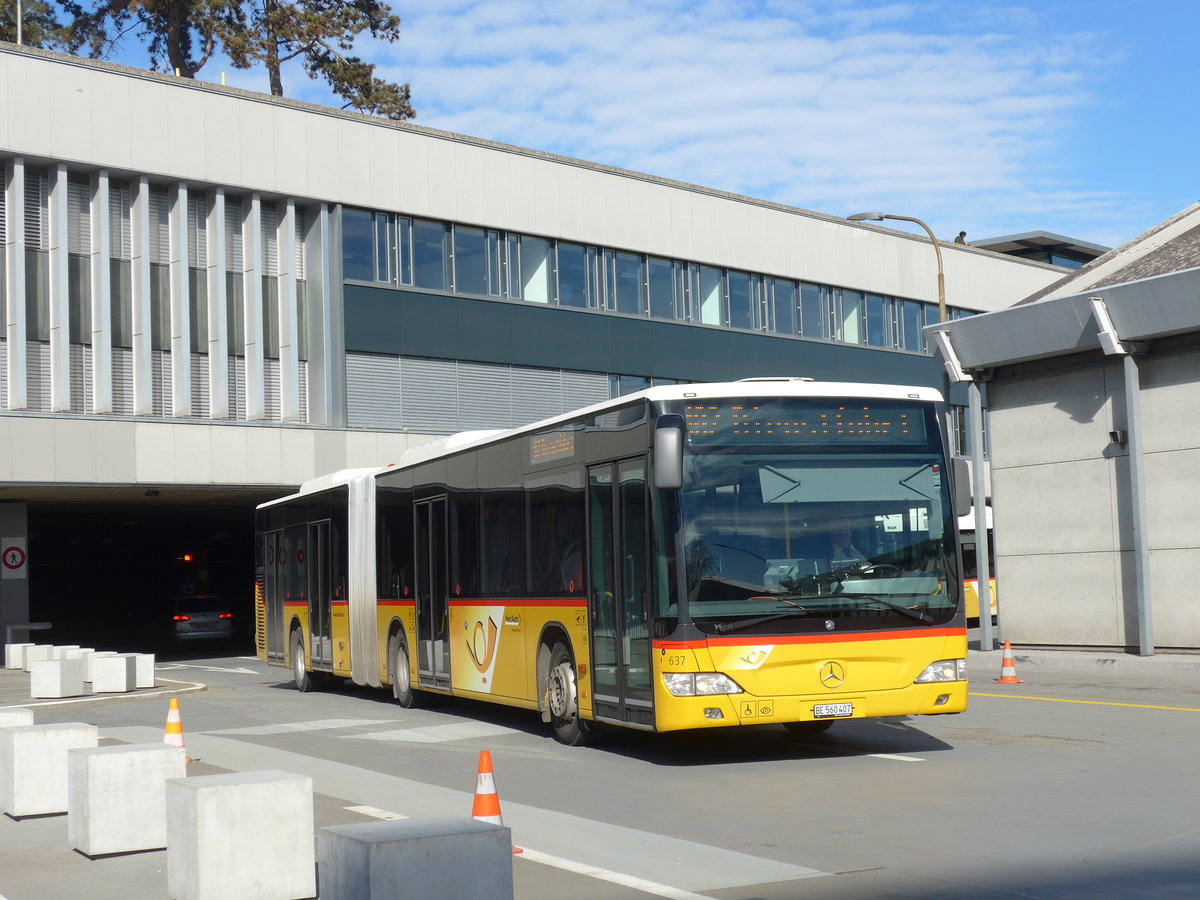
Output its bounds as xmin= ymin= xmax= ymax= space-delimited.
xmin=993 ymin=641 xmax=1024 ymax=684
xmin=164 ymin=697 xmax=192 ymax=761
xmin=471 ymin=750 xmax=522 ymax=854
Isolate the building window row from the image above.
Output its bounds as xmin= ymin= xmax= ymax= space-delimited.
xmin=342 ymin=207 xmax=978 ymax=355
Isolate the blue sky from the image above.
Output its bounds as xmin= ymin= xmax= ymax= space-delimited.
xmin=111 ymin=0 xmax=1199 ymax=249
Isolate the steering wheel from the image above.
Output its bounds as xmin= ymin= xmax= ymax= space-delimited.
xmin=861 ymin=563 xmax=901 ymax=577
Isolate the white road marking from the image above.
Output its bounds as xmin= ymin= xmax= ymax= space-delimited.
xmin=207 ymin=718 xmax=398 ymax=735
xmin=349 ymin=722 xmax=519 ymax=743
xmin=867 ymin=753 xmax=925 ymax=762
xmin=344 ymin=805 xmax=408 ymax=821
xmin=156 ymin=664 xmax=260 ymax=674
xmin=517 ymin=847 xmax=718 ymax=900
xmin=102 ymin=726 xmax=831 ymax=894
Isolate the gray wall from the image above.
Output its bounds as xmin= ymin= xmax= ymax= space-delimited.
xmin=988 ymin=350 xmax=1200 ymax=650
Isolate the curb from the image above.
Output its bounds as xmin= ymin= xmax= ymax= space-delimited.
xmin=0 ymin=676 xmax=207 ymax=709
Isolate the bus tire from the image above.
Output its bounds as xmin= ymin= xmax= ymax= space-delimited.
xmin=547 ymin=642 xmax=589 ymax=746
xmin=390 ymin=636 xmax=417 ymax=708
xmin=783 ymin=720 xmax=834 ymax=736
xmin=291 ymin=630 xmax=313 ymax=693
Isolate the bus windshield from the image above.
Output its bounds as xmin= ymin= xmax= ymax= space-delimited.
xmin=669 ymin=398 xmax=960 ymax=635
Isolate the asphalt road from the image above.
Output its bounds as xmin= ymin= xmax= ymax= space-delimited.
xmin=3 ymin=648 xmax=1200 ymax=899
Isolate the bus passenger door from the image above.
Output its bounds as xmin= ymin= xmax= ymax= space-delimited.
xmin=588 ymin=460 xmax=654 ymax=727
xmin=307 ymin=520 xmax=332 ymax=669
xmin=264 ymin=530 xmax=284 ymax=662
xmin=415 ymin=497 xmax=451 ymax=690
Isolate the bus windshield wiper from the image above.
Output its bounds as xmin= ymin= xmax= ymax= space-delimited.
xmin=713 ymin=606 xmax=842 ymax=634
xmin=835 ymin=593 xmax=936 ymax=624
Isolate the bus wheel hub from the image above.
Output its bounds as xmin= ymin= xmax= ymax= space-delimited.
xmin=548 ymin=662 xmax=577 ymax=719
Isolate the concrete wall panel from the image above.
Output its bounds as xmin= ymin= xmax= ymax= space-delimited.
xmin=988 ymin=368 xmax=1115 ymax=469
xmin=1140 ymin=351 xmax=1200 ymax=454
xmin=244 ymin=428 xmax=284 ymax=484
xmin=1144 ymin=448 xmax=1200 ymax=551
xmin=305 ymin=115 xmax=343 ymax=202
xmin=166 ymin=89 xmax=207 ymax=178
xmin=48 ymin=63 xmax=94 ymax=163
xmin=996 ymin=551 xmax=1123 ymax=647
xmin=1148 ymin=548 xmax=1200 ymax=648
xmin=367 ymin=125 xmax=402 ymax=214
xmin=201 ymin=93 xmax=242 ymax=188
xmin=237 ymin=100 xmax=277 ymax=193
xmin=272 ymin=107 xmax=309 ymax=195
xmin=126 ymin=79 xmax=171 ymax=176
xmin=992 ymin=458 xmax=1117 ymax=556
xmin=452 ymin=143 xmax=486 ymax=226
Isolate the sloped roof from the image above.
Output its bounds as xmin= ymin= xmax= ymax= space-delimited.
xmin=1018 ymin=202 xmax=1200 ymax=305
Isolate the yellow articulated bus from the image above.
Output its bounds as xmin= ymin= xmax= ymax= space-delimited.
xmin=959 ymin=509 xmax=998 ymax=623
xmin=256 ymin=379 xmax=972 ymax=745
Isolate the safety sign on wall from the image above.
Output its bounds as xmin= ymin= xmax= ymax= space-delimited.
xmin=2 ymin=538 xmax=28 ymax=580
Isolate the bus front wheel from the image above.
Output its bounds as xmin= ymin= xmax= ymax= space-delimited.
xmin=390 ymin=636 xmax=417 ymax=708
xmin=292 ymin=631 xmax=312 ymax=693
xmin=547 ymin=643 xmax=589 ymax=746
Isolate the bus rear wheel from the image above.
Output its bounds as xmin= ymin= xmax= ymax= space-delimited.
xmin=390 ymin=636 xmax=417 ymax=708
xmin=547 ymin=643 xmax=589 ymax=746
xmin=291 ymin=631 xmax=312 ymax=693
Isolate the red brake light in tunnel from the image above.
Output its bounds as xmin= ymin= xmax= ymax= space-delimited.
xmin=173 ymin=614 xmax=190 ymax=621
xmin=218 ymin=613 xmax=233 ymax=619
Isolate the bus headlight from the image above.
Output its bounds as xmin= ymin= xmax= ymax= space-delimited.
xmin=663 ymin=672 xmax=744 ymax=696
xmin=914 ymin=659 xmax=967 ymax=683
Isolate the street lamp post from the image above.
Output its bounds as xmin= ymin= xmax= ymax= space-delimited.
xmin=847 ymin=212 xmax=946 ymax=323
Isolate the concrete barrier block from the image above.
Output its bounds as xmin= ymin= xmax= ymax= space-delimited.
xmin=317 ymin=816 xmax=514 ymax=900
xmin=0 ymin=723 xmax=99 ymax=817
xmin=50 ymin=645 xmax=81 ymax=660
xmin=0 ymin=708 xmax=34 ymax=728
xmin=4 ymin=643 xmax=33 ymax=669
xmin=166 ymin=770 xmax=315 ymax=900
xmin=86 ymin=651 xmax=117 ymax=682
xmin=30 ymin=657 xmax=86 ymax=699
xmin=132 ymin=653 xmax=156 ymax=688
xmin=92 ymin=654 xmax=136 ymax=693
xmin=22 ymin=645 xmax=55 ymax=672
xmin=68 ymin=743 xmax=186 ymax=856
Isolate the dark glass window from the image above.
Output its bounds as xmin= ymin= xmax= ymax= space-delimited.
xmin=377 ymin=486 xmax=414 ymax=600
xmin=647 ymin=257 xmax=676 ymax=319
xmin=481 ymin=492 xmax=526 ymax=597
xmin=610 ymin=251 xmax=644 ymax=315
xmin=527 ymin=476 xmax=585 ymax=596
xmin=727 ymin=270 xmax=754 ymax=330
xmin=453 ymin=225 xmax=489 ymax=296
xmin=800 ymin=282 xmax=825 ymax=338
xmin=556 ymin=241 xmax=590 ymax=308
xmin=342 ymin=208 xmax=375 ymax=282
xmin=411 ymin=218 xmax=448 ymax=291
xmin=770 ymin=279 xmax=797 ymax=335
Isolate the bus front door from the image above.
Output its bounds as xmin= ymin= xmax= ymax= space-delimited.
xmin=588 ymin=460 xmax=654 ymax=728
xmin=415 ymin=497 xmax=451 ymax=690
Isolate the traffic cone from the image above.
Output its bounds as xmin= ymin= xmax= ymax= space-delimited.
xmin=993 ymin=641 xmax=1024 ymax=684
xmin=471 ymin=750 xmax=522 ymax=854
xmin=164 ymin=697 xmax=193 ymax=762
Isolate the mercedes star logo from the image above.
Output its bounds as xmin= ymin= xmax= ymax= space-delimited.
xmin=820 ymin=661 xmax=845 ymax=688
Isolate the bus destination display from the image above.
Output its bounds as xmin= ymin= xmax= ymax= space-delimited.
xmin=529 ymin=430 xmax=577 ymax=465
xmin=682 ymin=401 xmax=929 ymax=445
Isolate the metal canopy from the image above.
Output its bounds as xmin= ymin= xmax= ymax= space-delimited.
xmin=929 ymin=265 xmax=1200 ymax=372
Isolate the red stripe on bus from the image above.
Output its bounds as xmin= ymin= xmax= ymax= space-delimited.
xmin=377 ymin=599 xmax=415 ymax=607
xmin=283 ymin=601 xmax=307 ymax=608
xmin=447 ymin=597 xmax=586 ymax=608
xmin=653 ymin=627 xmax=965 ymax=650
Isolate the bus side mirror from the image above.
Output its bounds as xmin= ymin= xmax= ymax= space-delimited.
xmin=952 ymin=457 xmax=971 ymax=518
xmin=654 ymin=415 xmax=685 ymax=491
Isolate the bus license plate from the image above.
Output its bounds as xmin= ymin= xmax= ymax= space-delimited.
xmin=813 ymin=703 xmax=853 ymax=718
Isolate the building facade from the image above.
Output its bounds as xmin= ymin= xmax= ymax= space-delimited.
xmin=0 ymin=43 xmax=1065 ymax=646
xmin=932 ymin=203 xmax=1200 ymax=652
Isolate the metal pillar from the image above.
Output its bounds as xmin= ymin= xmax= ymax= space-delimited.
xmin=969 ymin=381 xmax=993 ymax=650
xmin=1124 ymin=354 xmax=1154 ymax=655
